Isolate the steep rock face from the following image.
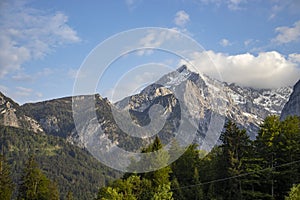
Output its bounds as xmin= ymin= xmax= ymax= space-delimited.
xmin=0 ymin=66 xmax=293 ymax=152
xmin=116 ymin=66 xmax=292 ymax=141
xmin=0 ymin=92 xmax=44 ymax=133
xmin=280 ymin=80 xmax=300 ymax=120
xmin=21 ymin=97 xmax=74 ymax=138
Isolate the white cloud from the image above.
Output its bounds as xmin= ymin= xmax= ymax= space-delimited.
xmin=103 ymin=64 xmax=173 ymax=102
xmin=11 ymin=68 xmax=53 ymax=82
xmin=289 ymin=53 xmax=300 ymax=63
xmin=227 ymin=0 xmax=246 ymax=10
xmin=272 ymin=20 xmax=300 ymax=44
xmin=180 ymin=50 xmax=300 ymax=88
xmin=135 ymin=29 xmax=181 ymax=56
xmin=125 ymin=0 xmax=141 ymax=10
xmin=174 ymin=10 xmax=190 ymax=27
xmin=219 ymin=38 xmax=232 ymax=47
xmin=244 ymin=39 xmax=253 ymax=46
xmin=15 ymin=86 xmax=33 ymax=97
xmin=200 ymin=0 xmax=247 ymax=10
xmin=269 ymin=0 xmax=300 ymax=19
xmin=0 ymin=1 xmax=80 ymax=78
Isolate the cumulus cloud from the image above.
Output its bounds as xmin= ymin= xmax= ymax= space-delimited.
xmin=0 ymin=1 xmax=80 ymax=78
xmin=174 ymin=10 xmax=190 ymax=27
xmin=273 ymin=20 xmax=300 ymax=44
xmin=180 ymin=50 xmax=300 ymax=88
xmin=219 ymin=38 xmax=232 ymax=47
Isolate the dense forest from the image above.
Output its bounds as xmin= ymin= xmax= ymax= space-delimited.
xmin=1 ymin=115 xmax=300 ymax=200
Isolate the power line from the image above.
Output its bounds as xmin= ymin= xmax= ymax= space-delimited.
xmin=171 ymin=159 xmax=300 ymax=191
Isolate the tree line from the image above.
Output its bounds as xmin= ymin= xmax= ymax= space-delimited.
xmin=0 ymin=154 xmax=74 ymax=200
xmin=1 ymin=115 xmax=300 ymax=199
xmin=97 ymin=115 xmax=300 ymax=200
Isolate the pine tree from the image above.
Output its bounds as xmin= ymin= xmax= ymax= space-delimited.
xmin=219 ymin=120 xmax=251 ymax=199
xmin=18 ymin=156 xmax=59 ymax=200
xmin=171 ymin=144 xmax=203 ymax=199
xmin=0 ymin=154 xmax=14 ymax=200
xmin=139 ymin=136 xmax=172 ymax=187
xmin=97 ymin=137 xmax=173 ymax=200
xmin=65 ymin=191 xmax=74 ymax=200
xmin=277 ymin=116 xmax=300 ymax=198
xmin=255 ymin=115 xmax=299 ymax=199
xmin=285 ymin=184 xmax=300 ymax=200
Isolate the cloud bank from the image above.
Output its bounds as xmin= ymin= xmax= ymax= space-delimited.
xmin=180 ymin=50 xmax=300 ymax=89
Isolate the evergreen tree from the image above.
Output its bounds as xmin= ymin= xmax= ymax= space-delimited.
xmin=97 ymin=137 xmax=173 ymax=200
xmin=18 ymin=156 xmax=59 ymax=200
xmin=241 ymin=141 xmax=273 ymax=199
xmin=170 ymin=178 xmax=185 ymax=200
xmin=171 ymin=144 xmax=203 ymax=199
xmin=65 ymin=191 xmax=74 ymax=200
xmin=219 ymin=120 xmax=251 ymax=199
xmin=285 ymin=184 xmax=300 ymax=200
xmin=0 ymin=154 xmax=14 ymax=200
xmin=139 ymin=136 xmax=172 ymax=187
xmin=255 ymin=115 xmax=300 ymax=199
xmin=277 ymin=116 xmax=300 ymax=198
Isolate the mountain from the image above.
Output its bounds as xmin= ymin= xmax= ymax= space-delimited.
xmin=0 ymin=65 xmax=293 ymax=196
xmin=0 ymin=93 xmax=121 ymax=199
xmin=280 ymin=79 xmax=300 ymax=120
xmin=116 ymin=65 xmax=292 ymax=142
xmin=0 ymin=92 xmax=43 ymax=133
xmin=1 ymin=66 xmax=292 ymax=149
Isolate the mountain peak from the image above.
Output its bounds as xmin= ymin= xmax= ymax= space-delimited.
xmin=176 ymin=65 xmax=188 ymax=73
xmin=280 ymin=79 xmax=300 ymax=120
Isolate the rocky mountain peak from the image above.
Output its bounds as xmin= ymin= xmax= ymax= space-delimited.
xmin=280 ymin=79 xmax=300 ymax=120
xmin=0 ymin=92 xmax=44 ymax=133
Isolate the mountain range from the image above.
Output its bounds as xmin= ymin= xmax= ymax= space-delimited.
xmin=0 ymin=65 xmax=299 ymax=199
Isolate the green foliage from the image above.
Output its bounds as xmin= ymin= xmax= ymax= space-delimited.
xmin=198 ymin=117 xmax=300 ymax=200
xmin=151 ymin=182 xmax=173 ymax=200
xmin=285 ymin=184 xmax=300 ymax=200
xmin=139 ymin=136 xmax=172 ymax=187
xmin=171 ymin=143 xmax=203 ymax=200
xmin=17 ymin=156 xmax=59 ymax=200
xmin=217 ymin=120 xmax=251 ymax=199
xmin=65 ymin=191 xmax=74 ymax=200
xmin=0 ymin=154 xmax=14 ymax=200
xmin=255 ymin=115 xmax=300 ymax=199
xmin=0 ymin=125 xmax=120 ymax=200
xmin=97 ymin=137 xmax=173 ymax=200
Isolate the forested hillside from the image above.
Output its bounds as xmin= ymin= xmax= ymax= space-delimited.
xmin=97 ymin=116 xmax=300 ymax=200
xmin=0 ymin=125 xmax=121 ymax=200
xmin=0 ymin=116 xmax=299 ymax=199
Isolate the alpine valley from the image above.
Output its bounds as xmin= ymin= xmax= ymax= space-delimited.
xmin=0 ymin=65 xmax=298 ymax=199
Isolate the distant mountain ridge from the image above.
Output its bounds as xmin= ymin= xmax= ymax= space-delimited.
xmin=0 ymin=66 xmax=293 ymax=147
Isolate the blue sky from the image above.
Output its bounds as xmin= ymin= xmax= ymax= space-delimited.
xmin=0 ymin=0 xmax=300 ymax=104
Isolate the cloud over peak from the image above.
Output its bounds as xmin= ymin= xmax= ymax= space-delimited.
xmin=180 ymin=50 xmax=300 ymax=89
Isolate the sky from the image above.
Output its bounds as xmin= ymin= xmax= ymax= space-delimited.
xmin=0 ymin=0 xmax=300 ymax=104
